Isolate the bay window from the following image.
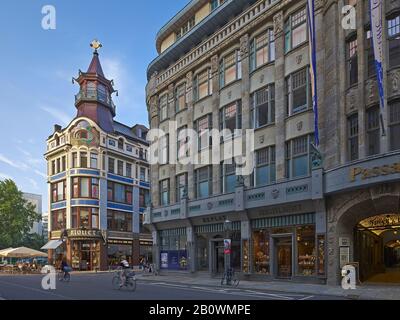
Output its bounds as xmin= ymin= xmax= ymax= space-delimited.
xmin=195 ymin=166 xmax=212 ymax=199
xmin=219 ymin=50 xmax=242 ymax=87
xmin=251 ymin=84 xmax=275 ymax=128
xmin=285 ymin=8 xmax=307 ymax=53
xmin=51 ymin=209 xmax=66 ymax=230
xmin=194 ymin=69 xmax=213 ymax=101
xmin=51 ymin=180 xmax=66 ymax=203
xmin=285 ymin=135 xmax=313 ymax=178
xmin=107 ymin=210 xmax=132 ymax=232
xmin=71 ymin=177 xmax=99 ymax=199
xmin=71 ymin=207 xmax=99 ymax=229
xmin=250 ymin=29 xmax=275 ymax=71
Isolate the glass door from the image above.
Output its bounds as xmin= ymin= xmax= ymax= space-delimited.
xmin=275 ymin=237 xmax=292 ymax=278
xmin=214 ymin=242 xmax=225 ymax=274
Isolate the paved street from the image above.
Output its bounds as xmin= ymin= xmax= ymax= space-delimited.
xmin=0 ymin=273 xmax=346 ymax=300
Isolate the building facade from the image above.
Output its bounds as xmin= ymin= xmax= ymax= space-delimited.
xmin=43 ymin=43 xmax=152 ymax=271
xmin=23 ymin=193 xmax=43 ymax=236
xmin=145 ymin=0 xmax=400 ymax=285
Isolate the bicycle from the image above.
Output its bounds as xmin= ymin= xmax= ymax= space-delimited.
xmin=58 ymin=269 xmax=71 ymax=282
xmin=112 ymin=268 xmax=136 ymax=291
xmin=221 ymin=268 xmax=239 ymax=287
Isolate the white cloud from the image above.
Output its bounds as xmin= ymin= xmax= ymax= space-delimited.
xmin=28 ymin=178 xmax=39 ymax=190
xmin=0 ymin=153 xmax=29 ymax=170
xmin=34 ymin=170 xmax=47 ymax=179
xmin=0 ymin=172 xmax=13 ymax=180
xmin=40 ymin=106 xmax=71 ymax=126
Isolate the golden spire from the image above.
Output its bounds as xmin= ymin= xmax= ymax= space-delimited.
xmin=90 ymin=39 xmax=102 ymax=53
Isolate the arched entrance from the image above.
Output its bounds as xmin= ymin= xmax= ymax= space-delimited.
xmin=326 ymin=183 xmax=400 ymax=285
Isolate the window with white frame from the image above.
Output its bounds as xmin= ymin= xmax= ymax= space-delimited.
xmin=219 ymin=50 xmax=242 ymax=87
xmin=285 ymin=135 xmax=313 ymax=178
xmin=250 ymin=29 xmax=275 ymax=71
xmin=251 ymin=84 xmax=275 ymax=128
xmin=159 ymin=94 xmax=168 ymax=121
xmin=285 ymin=68 xmax=310 ymax=116
xmin=175 ymin=83 xmax=186 ymax=113
xmin=284 ymin=8 xmax=307 ymax=53
xmin=194 ymin=69 xmax=213 ymax=101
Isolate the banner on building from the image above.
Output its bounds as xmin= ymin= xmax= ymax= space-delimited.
xmin=307 ymin=0 xmax=319 ymax=146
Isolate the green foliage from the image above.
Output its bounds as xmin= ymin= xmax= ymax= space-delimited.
xmin=18 ymin=233 xmax=46 ymax=251
xmin=0 ymin=179 xmax=40 ymax=249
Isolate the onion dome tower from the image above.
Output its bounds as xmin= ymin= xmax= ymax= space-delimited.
xmin=73 ymin=40 xmax=117 ymax=132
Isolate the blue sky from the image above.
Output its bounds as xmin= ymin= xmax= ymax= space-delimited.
xmin=0 ymin=0 xmax=188 ymax=211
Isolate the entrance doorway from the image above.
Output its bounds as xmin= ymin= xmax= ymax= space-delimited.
xmin=71 ymin=240 xmax=100 ymax=271
xmin=274 ymin=236 xmax=292 ymax=278
xmin=214 ymin=242 xmax=225 ymax=274
xmin=355 ymin=214 xmax=400 ymax=283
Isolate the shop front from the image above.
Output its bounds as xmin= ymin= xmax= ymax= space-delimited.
xmin=107 ymin=239 xmax=133 ymax=268
xmin=159 ymin=228 xmax=188 ymax=271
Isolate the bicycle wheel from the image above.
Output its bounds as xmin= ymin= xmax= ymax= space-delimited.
xmin=64 ymin=273 xmax=71 ymax=282
xmin=58 ymin=272 xmax=64 ymax=281
xmin=233 ymin=279 xmax=239 ymax=287
xmin=126 ymin=278 xmax=136 ymax=291
xmin=112 ymin=276 xmax=122 ymax=290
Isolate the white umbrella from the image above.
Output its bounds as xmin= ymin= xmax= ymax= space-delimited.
xmin=0 ymin=247 xmax=47 ymax=258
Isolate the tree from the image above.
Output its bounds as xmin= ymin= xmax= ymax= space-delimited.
xmin=0 ymin=179 xmax=40 ymax=249
xmin=18 ymin=233 xmax=46 ymax=251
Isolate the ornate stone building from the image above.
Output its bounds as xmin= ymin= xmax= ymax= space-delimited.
xmin=145 ymin=0 xmax=400 ymax=285
xmin=43 ymin=42 xmax=152 ymax=271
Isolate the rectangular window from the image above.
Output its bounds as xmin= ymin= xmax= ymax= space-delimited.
xmin=107 ymin=210 xmax=132 ymax=232
xmin=389 ymin=101 xmax=400 ymax=151
xmin=159 ymin=94 xmax=168 ymax=121
xmin=51 ymin=180 xmax=65 ymax=203
xmin=348 ymin=113 xmax=359 ymax=161
xmin=56 ymin=158 xmax=60 ymax=174
xmin=80 ymin=152 xmax=88 ymax=168
xmin=252 ymin=230 xmax=270 ymax=274
xmin=196 ymin=115 xmax=212 ymax=150
xmin=90 ymin=153 xmax=98 ymax=169
xmin=365 ymin=29 xmax=376 ymax=77
xmin=176 ymin=173 xmax=188 ymax=202
xmin=177 ymin=126 xmax=188 ymax=160
xmin=195 ymin=166 xmax=212 ymax=199
xmin=194 ymin=69 xmax=213 ymax=101
xmin=254 ymin=146 xmax=276 ymax=186
xmin=61 ymin=156 xmax=66 ymax=172
xmin=91 ymin=178 xmax=99 ymax=199
xmin=297 ymin=225 xmax=316 ymax=276
xmin=108 ymin=157 xmax=115 ymax=174
xmin=286 ymin=68 xmax=310 ymax=115
xmin=286 ymin=135 xmax=313 ymax=178
xmin=114 ymin=183 xmax=125 ymax=203
xmin=80 ymin=177 xmax=90 ymax=198
xmin=220 ymin=101 xmax=242 ymax=135
xmin=250 ymin=29 xmax=275 ymax=71
xmin=285 ymin=8 xmax=307 ymax=53
xmin=140 ymin=167 xmax=146 ymax=181
xmin=251 ymin=84 xmax=275 ymax=128
xmin=72 ymin=152 xmax=78 ymax=168
xmin=51 ymin=210 xmax=66 ymax=230
xmin=175 ymin=83 xmax=186 ymax=112
xmin=72 ymin=177 xmax=79 ymax=198
xmin=160 ymin=179 xmax=170 ymax=206
xmin=126 ymin=186 xmax=132 ymax=205
xmin=220 ymin=50 xmax=242 ymax=87
xmin=366 ymin=106 xmax=380 ymax=156
xmin=388 ymin=15 xmax=400 ymax=68
xmin=159 ymin=134 xmax=169 ymax=164
xmin=117 ymin=160 xmax=123 ymax=176
xmin=347 ymin=37 xmax=358 ymax=86
xmin=126 ymin=163 xmax=132 ymax=178
xmin=91 ymin=208 xmax=99 ymax=229
xmin=51 ymin=160 xmax=56 ymax=175
xmin=80 ymin=208 xmax=90 ymax=229
xmin=220 ymin=160 xmax=236 ymax=194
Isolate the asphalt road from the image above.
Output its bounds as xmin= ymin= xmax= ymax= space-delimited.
xmin=0 ymin=273 xmax=347 ymax=300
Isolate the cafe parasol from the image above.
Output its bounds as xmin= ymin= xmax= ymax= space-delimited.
xmin=0 ymin=247 xmax=47 ymax=258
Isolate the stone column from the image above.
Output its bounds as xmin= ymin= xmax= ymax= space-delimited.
xmin=273 ymin=11 xmax=286 ymax=181
xmin=211 ymin=54 xmax=221 ymax=195
xmin=380 ymin=0 xmax=389 ymax=153
xmin=186 ymin=226 xmax=196 ymax=273
xmin=168 ymin=84 xmax=177 ymax=203
xmin=149 ymin=96 xmax=160 ymax=206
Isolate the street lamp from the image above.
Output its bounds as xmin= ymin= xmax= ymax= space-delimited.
xmin=223 ymin=219 xmax=232 ymax=284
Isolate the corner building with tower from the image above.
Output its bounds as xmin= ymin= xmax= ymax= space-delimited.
xmin=43 ymin=42 xmax=152 ymax=271
xmin=145 ymin=0 xmax=400 ymax=285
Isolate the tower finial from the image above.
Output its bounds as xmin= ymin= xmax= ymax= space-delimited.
xmin=90 ymin=39 xmax=102 ymax=53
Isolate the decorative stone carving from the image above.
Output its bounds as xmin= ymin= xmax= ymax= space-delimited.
xmin=168 ymin=84 xmax=174 ymax=100
xmin=273 ymin=11 xmax=284 ymax=35
xmin=201 ymin=105 xmax=205 ymax=113
xmin=179 ymin=117 xmax=183 ymax=125
xmin=389 ymin=69 xmax=400 ymax=96
xmin=297 ymin=121 xmax=303 ymax=131
xmin=346 ymin=88 xmax=358 ymax=113
xmin=150 ymin=96 xmax=158 ymax=119
xmin=365 ymin=80 xmax=376 ymax=104
xmin=211 ymin=55 xmax=219 ymax=75
xmin=236 ymin=175 xmax=245 ymax=187
xmin=207 ymin=202 xmax=213 ymax=210
xmin=186 ymin=71 xmax=193 ymax=89
xmin=271 ymin=189 xmax=280 ymax=199
xmin=260 ymin=74 xmax=264 ymax=84
xmin=227 ymin=91 xmax=232 ymax=99
xmin=240 ymin=34 xmax=249 ymax=57
xmin=259 ymin=135 xmax=265 ymax=144
xmin=310 ymin=142 xmax=323 ymax=169
xmin=296 ymin=55 xmax=303 ymax=65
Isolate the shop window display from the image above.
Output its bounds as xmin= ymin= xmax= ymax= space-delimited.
xmin=252 ymin=230 xmax=270 ymax=274
xmin=296 ymin=225 xmax=316 ymax=276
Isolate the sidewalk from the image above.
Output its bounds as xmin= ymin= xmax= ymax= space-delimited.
xmin=136 ymin=272 xmax=400 ymax=300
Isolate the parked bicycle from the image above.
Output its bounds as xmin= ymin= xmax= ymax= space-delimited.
xmin=221 ymin=268 xmax=239 ymax=287
xmin=112 ymin=268 xmax=136 ymax=291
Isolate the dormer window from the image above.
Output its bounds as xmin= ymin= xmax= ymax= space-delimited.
xmin=118 ymin=138 xmax=124 ymax=150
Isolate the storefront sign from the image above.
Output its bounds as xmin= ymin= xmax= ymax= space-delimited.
xmin=67 ymin=229 xmax=101 ymax=239
xmin=359 ymin=214 xmax=400 ymax=229
xmin=202 ymin=215 xmax=226 ymax=224
xmin=339 ymin=237 xmax=350 ymax=247
xmin=224 ymin=239 xmax=231 ymax=255
xmin=258 ymin=204 xmax=303 ymax=217
xmin=107 ymin=239 xmax=133 ymax=245
xmin=349 ymin=162 xmax=400 ymax=182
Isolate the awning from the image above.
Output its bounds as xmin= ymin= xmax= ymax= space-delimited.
xmin=41 ymin=240 xmax=63 ymax=250
xmin=0 ymin=247 xmax=47 ymax=258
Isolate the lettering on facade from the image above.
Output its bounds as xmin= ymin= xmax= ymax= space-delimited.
xmin=202 ymin=215 xmax=226 ymax=224
xmin=108 ymin=239 xmax=133 ymax=245
xmin=258 ymin=204 xmax=302 ymax=217
xmin=349 ymin=162 xmax=400 ymax=182
xmin=67 ymin=229 xmax=101 ymax=239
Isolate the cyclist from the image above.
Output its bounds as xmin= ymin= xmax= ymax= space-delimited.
xmin=60 ymin=258 xmax=70 ymax=280
xmin=119 ymin=256 xmax=131 ymax=287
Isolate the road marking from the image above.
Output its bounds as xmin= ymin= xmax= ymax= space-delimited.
xmin=0 ymin=279 xmax=73 ymax=300
xmin=244 ymin=290 xmax=295 ymax=300
xmin=299 ymin=295 xmax=314 ymax=300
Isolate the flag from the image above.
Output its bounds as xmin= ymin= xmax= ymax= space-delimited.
xmin=370 ymin=0 xmax=386 ymax=135
xmin=307 ymin=0 xmax=319 ymax=146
